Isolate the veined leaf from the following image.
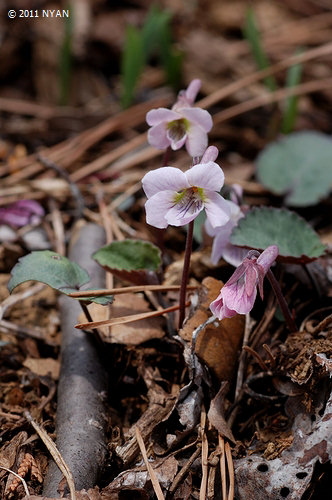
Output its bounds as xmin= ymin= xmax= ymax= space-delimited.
xmin=230 ymin=207 xmax=326 ymax=263
xmin=8 ymin=251 xmax=113 ymax=305
xmin=256 ymin=131 xmax=332 ymax=206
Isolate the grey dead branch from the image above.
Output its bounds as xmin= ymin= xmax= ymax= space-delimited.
xmin=43 ymin=223 xmax=108 ymax=496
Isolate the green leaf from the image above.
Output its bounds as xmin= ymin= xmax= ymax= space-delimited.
xmin=244 ymin=7 xmax=277 ymax=92
xmin=120 ymin=26 xmax=144 ymax=109
xmin=256 ymin=131 xmax=332 ymax=206
xmin=230 ymin=207 xmax=326 ymax=263
xmin=162 ymin=47 xmax=183 ymax=91
xmin=8 ymin=251 xmax=114 ymax=305
xmin=78 ymin=293 xmax=114 ymax=306
xmin=281 ymin=51 xmax=303 ymax=134
xmin=141 ymin=5 xmax=182 ymax=91
xmin=142 ymin=6 xmax=171 ymax=60
xmin=157 ymin=14 xmax=182 ymax=90
xmin=8 ymin=251 xmax=90 ymax=294
xmin=92 ymin=239 xmax=162 ymax=285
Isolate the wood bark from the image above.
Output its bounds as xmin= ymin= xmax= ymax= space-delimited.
xmin=43 ymin=223 xmax=107 ymax=496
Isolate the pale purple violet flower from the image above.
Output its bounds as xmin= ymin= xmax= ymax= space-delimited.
xmin=210 ymin=245 xmax=279 ymax=320
xmin=205 ymin=186 xmax=247 ymax=267
xmin=142 ymin=159 xmax=231 ymax=229
xmin=146 ymin=79 xmax=213 ymax=157
xmin=0 ymin=200 xmax=44 ymax=228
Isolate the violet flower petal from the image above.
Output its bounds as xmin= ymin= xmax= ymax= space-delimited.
xmin=144 ymin=191 xmax=175 ymax=228
xmin=165 ymin=197 xmax=204 ymax=226
xmin=167 ymin=130 xmax=187 ymax=151
xmin=146 ymin=108 xmax=179 ymax=126
xmin=185 ymin=162 xmax=225 ymax=191
xmin=223 ymin=281 xmax=257 ymax=315
xmin=0 ymin=200 xmax=44 ymax=228
xmin=201 ymin=146 xmax=219 ymax=163
xmin=221 ymin=245 xmax=248 ymax=268
xmin=147 ymin=123 xmax=170 ymax=150
xmin=210 ymin=292 xmax=237 ymax=319
xmin=257 ymin=245 xmax=279 ymax=274
xmin=0 ymin=209 xmax=30 ymax=227
xmin=185 ymin=79 xmax=201 ymax=104
xmin=185 ymin=124 xmax=208 ymax=157
xmin=181 ymin=107 xmax=213 ymax=131
xmin=204 ymin=191 xmax=231 ymax=228
xmin=142 ymin=167 xmax=190 ymax=198
xmin=245 ymin=264 xmax=258 ymax=297
xmin=15 ymin=200 xmax=45 ymax=215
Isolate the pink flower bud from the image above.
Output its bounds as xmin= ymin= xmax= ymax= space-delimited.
xmin=210 ymin=246 xmax=279 ymax=320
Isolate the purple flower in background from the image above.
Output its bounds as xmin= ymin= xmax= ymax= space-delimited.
xmin=0 ymin=200 xmax=44 ymax=228
xmin=146 ymin=79 xmax=213 ymax=157
xmin=142 ymin=159 xmax=230 ymax=229
xmin=205 ymin=186 xmax=246 ymax=267
xmin=210 ymin=245 xmax=279 ymax=320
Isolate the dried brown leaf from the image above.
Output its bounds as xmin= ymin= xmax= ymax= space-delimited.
xmin=104 ymin=456 xmax=178 ymax=495
xmin=208 ymin=384 xmax=235 ymax=444
xmin=104 ymin=293 xmax=164 ymax=344
xmin=0 ymin=432 xmax=28 ymax=472
xmin=181 ymin=277 xmax=245 ymax=381
xmin=23 ymin=357 xmax=60 ymax=380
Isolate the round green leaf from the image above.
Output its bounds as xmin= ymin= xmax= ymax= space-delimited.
xmin=230 ymin=207 xmax=326 ymax=263
xmin=78 ymin=291 xmax=114 ymax=306
xmin=93 ymin=239 xmax=162 ymax=285
xmin=93 ymin=240 xmax=161 ymax=271
xmin=8 ymin=251 xmax=90 ymax=294
xmin=8 ymin=251 xmax=114 ymax=305
xmin=92 ymin=240 xmax=161 ymax=285
xmin=256 ymin=131 xmax=332 ymax=206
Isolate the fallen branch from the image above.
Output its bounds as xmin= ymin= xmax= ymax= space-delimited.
xmin=42 ymin=223 xmax=108 ymax=496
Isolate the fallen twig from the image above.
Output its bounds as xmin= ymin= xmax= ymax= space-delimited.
xmin=42 ymin=223 xmax=108 ymax=496
xmin=200 ymin=408 xmax=208 ymax=500
xmin=24 ymin=411 xmax=76 ymax=500
xmin=69 ymin=284 xmax=197 ymax=298
xmin=198 ymin=41 xmax=332 ymax=109
xmin=135 ymin=427 xmax=165 ymax=500
xmin=75 ymin=301 xmax=190 ymax=330
xmin=0 ymin=466 xmax=30 ymax=498
xmin=213 ymin=77 xmax=332 ymax=125
xmin=0 ymin=283 xmax=45 ymax=321
xmin=225 ymin=442 xmax=234 ymax=500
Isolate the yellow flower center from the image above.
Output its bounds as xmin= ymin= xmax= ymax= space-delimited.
xmin=173 ymin=186 xmax=205 ymax=217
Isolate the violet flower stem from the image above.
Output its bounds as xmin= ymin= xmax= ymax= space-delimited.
xmin=79 ymin=301 xmax=103 ymax=344
xmin=80 ymin=302 xmax=93 ymax=323
xmin=266 ymin=269 xmax=297 ymax=333
xmin=162 ymin=147 xmax=171 ymax=167
xmin=178 ymin=220 xmax=194 ymax=329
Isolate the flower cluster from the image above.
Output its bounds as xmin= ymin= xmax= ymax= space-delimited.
xmin=210 ymin=245 xmax=279 ymax=320
xmin=143 ymin=80 xmax=283 ymax=328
